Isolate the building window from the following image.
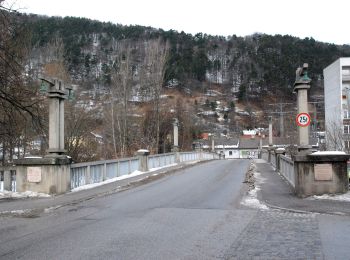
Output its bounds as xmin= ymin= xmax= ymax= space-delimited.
xmin=345 ymin=111 xmax=349 ymax=119
xmin=229 ymin=151 xmax=232 ymax=156
xmin=345 ymin=140 xmax=350 ymax=149
xmin=344 ymin=125 xmax=350 ymax=134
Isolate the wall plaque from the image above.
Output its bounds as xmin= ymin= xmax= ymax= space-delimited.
xmin=27 ymin=167 xmax=42 ymax=183
xmin=314 ymin=164 xmax=332 ymax=181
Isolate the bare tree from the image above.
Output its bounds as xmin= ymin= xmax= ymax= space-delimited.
xmin=140 ymin=38 xmax=169 ymax=153
xmin=109 ymin=41 xmax=134 ymax=157
xmin=325 ymin=118 xmax=345 ymax=152
xmin=0 ymin=1 xmax=39 ymax=117
xmin=0 ymin=2 xmax=43 ymax=163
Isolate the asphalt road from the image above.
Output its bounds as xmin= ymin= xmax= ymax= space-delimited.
xmin=0 ymin=159 xmax=252 ymax=259
xmin=1 ymin=159 xmax=350 ymax=259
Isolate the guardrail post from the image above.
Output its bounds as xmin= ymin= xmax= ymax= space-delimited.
xmin=103 ymin=163 xmax=107 ymax=181
xmin=86 ymin=165 xmax=91 ymax=184
xmin=137 ymin=149 xmax=150 ymax=172
xmin=175 ymin=152 xmax=180 ymax=164
xmin=4 ymin=170 xmax=12 ymax=191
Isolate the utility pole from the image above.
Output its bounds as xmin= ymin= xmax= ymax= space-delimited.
xmin=268 ymin=103 xmax=294 ymax=138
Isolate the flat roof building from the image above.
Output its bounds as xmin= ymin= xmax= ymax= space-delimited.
xmin=324 ymin=57 xmax=350 ymax=150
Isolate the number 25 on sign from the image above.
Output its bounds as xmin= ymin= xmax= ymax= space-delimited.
xmin=296 ymin=113 xmax=311 ymax=127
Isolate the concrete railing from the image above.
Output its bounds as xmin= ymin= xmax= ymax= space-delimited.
xmin=261 ymin=150 xmax=269 ymax=162
xmin=279 ymin=155 xmax=295 ymax=188
xmin=270 ymin=152 xmax=277 ymax=168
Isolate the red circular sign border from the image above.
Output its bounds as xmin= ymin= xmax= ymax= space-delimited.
xmin=296 ymin=112 xmax=311 ymax=127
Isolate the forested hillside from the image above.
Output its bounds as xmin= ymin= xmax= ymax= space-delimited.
xmin=24 ymin=14 xmax=350 ymax=99
xmin=2 ymin=9 xmax=350 ymax=163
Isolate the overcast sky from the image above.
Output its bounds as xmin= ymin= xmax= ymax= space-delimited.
xmin=13 ymin=0 xmax=349 ymax=45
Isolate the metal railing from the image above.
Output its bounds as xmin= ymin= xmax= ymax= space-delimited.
xmin=149 ymin=153 xmax=176 ymax=168
xmin=279 ymin=155 xmax=295 ymax=188
xmin=0 ymin=151 xmax=218 ymax=192
xmin=71 ymin=151 xmax=218 ymax=190
xmin=70 ymin=157 xmax=139 ymax=189
xmin=180 ymin=152 xmax=199 ymax=162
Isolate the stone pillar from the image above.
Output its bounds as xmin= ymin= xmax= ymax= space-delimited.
xmin=14 ymin=78 xmax=72 ymax=195
xmin=293 ymin=63 xmax=312 ymax=154
xmin=211 ymin=136 xmax=215 ymax=152
xmin=172 ymin=118 xmax=179 ymax=152
xmin=268 ymin=116 xmax=273 ymax=147
xmin=45 ymin=78 xmax=67 ymax=157
xmin=137 ymin=149 xmax=150 ymax=172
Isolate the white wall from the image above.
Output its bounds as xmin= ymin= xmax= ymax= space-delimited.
xmin=224 ymin=150 xmax=239 ymax=159
xmin=324 ymin=58 xmax=350 ymax=150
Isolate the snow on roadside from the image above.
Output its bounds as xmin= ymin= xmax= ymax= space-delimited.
xmin=0 ymin=190 xmax=51 ymax=199
xmin=241 ymin=163 xmax=268 ymax=210
xmin=0 ymin=162 xmax=185 ymax=198
xmin=71 ymin=163 xmax=178 ymax=192
xmin=308 ymin=192 xmax=350 ymax=202
xmin=241 ymin=184 xmax=268 ymax=210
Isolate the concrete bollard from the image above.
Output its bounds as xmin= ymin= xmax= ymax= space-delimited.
xmin=137 ymin=149 xmax=150 ymax=172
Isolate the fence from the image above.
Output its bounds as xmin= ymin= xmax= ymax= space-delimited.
xmin=0 ymin=151 xmax=217 ymax=192
xmin=148 ymin=153 xmax=176 ymax=169
xmin=279 ymin=155 xmax=295 ymax=188
xmin=71 ymin=151 xmax=218 ymax=190
xmin=70 ymin=157 xmax=139 ymax=189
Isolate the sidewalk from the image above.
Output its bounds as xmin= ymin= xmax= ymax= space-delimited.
xmin=254 ymin=159 xmax=350 ymax=216
xmin=0 ymin=161 xmax=201 ymax=216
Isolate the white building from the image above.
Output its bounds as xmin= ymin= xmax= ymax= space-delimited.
xmin=324 ymin=57 xmax=350 ymax=150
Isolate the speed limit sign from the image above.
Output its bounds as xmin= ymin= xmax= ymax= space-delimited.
xmin=296 ymin=113 xmax=311 ymax=127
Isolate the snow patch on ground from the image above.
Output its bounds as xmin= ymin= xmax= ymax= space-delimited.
xmin=71 ymin=164 xmax=178 ymax=192
xmin=241 ymin=186 xmax=268 ymax=210
xmin=308 ymin=192 xmax=350 ymax=202
xmin=241 ymin=168 xmax=269 ymax=210
xmin=312 ymin=151 xmax=346 ymax=155
xmin=0 ymin=191 xmax=51 ymax=199
xmin=253 ymin=159 xmax=266 ymax=163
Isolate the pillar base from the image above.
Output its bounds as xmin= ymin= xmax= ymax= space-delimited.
xmin=297 ymin=145 xmax=313 ymax=155
xmin=14 ymin=157 xmax=72 ymax=194
xmin=137 ymin=149 xmax=150 ymax=172
xmin=292 ymin=154 xmax=350 ymax=197
xmin=171 ymin=146 xmax=179 ymax=152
